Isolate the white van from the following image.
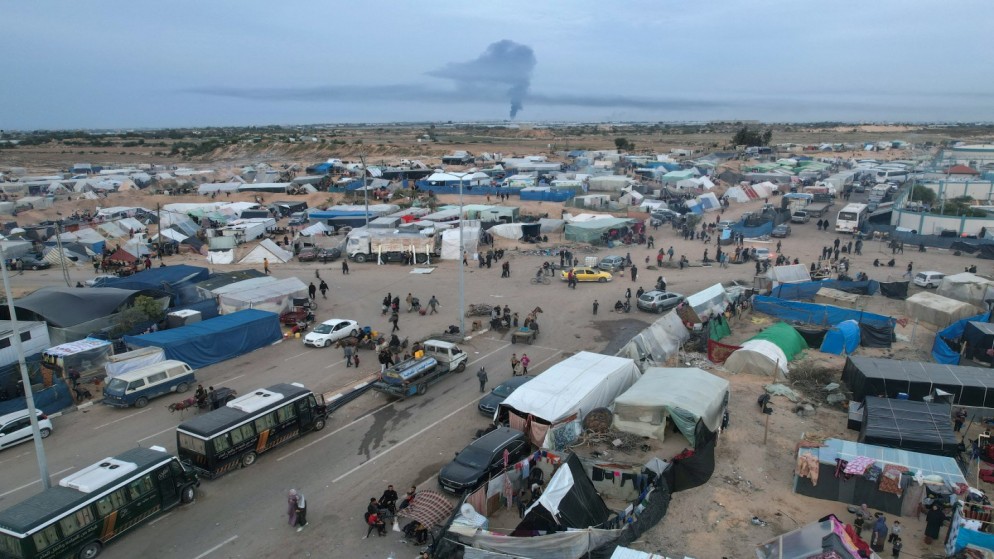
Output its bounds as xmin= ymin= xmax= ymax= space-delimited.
xmin=875 ymin=169 xmax=909 ymax=184
xmin=913 ymin=271 xmax=945 ymax=289
xmin=102 ymin=360 xmax=196 ymax=408
xmin=0 ymin=409 xmax=53 ymax=450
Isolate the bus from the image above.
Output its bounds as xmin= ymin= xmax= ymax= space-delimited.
xmin=176 ymin=383 xmax=328 ymax=479
xmin=835 ymin=203 xmax=868 ymax=234
xmin=0 ymin=446 xmax=198 ymax=559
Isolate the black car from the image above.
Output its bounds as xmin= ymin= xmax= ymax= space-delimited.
xmin=438 ymin=427 xmax=530 ymax=494
xmin=478 ymin=376 xmax=534 ymax=416
xmin=298 ymin=247 xmax=341 ymax=263
xmin=16 ymin=256 xmax=51 ymax=270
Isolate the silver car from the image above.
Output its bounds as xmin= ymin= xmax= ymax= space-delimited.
xmin=598 ymin=255 xmax=626 ymax=272
xmin=636 ymin=291 xmax=684 ymax=313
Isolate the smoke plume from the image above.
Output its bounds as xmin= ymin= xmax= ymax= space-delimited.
xmin=427 ymin=40 xmax=536 ymax=119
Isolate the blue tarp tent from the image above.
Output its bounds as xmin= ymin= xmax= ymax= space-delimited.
xmin=100 ymin=265 xmax=209 ymax=292
xmin=820 ymin=320 xmax=860 ymax=355
xmin=931 ymin=310 xmax=991 ymax=365
xmin=772 ymin=280 xmax=880 ymax=301
xmin=123 ymin=309 xmax=281 ymax=369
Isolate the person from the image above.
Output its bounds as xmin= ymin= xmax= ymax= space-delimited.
xmin=68 ymin=367 xmax=81 ymax=388
xmin=870 ymin=515 xmax=888 ymax=553
xmin=668 ymin=246 xmax=674 ymax=261
xmin=636 ymin=286 xmax=645 ymax=299
xmin=954 ymin=408 xmax=967 ymax=432
xmin=390 ymin=311 xmax=400 ymax=332
xmin=614 ymin=300 xmax=625 ymax=312
xmin=924 ymin=504 xmax=946 ymax=544
xmin=287 ymin=489 xmax=300 ymax=528
xmin=520 ymin=354 xmax=530 ymax=375
xmin=207 ymin=386 xmax=218 ymax=410
xmin=344 ymin=344 xmax=354 ymax=368
xmin=904 ymin=262 xmax=913 ymax=279
xmin=891 ymin=536 xmax=902 ymax=558
xmin=263 ymin=257 xmax=270 ymax=275
xmin=379 ymin=485 xmax=399 ymax=514
xmin=477 ymin=367 xmax=488 ymax=392
xmin=888 ymin=520 xmax=902 ymax=543
xmin=853 ymin=509 xmax=866 ymax=538
xmin=873 ymin=258 xmax=880 ymax=267
xmin=294 ymin=490 xmax=308 ymax=532
xmin=319 ymin=280 xmax=329 ymax=299
xmin=592 ymin=299 xmax=599 ymax=315
xmin=428 ymin=295 xmax=439 ymax=314
xmin=510 ymin=354 xmax=520 ymax=376
xmin=195 ymin=384 xmax=207 ymax=405
xmin=625 ymin=288 xmax=632 ymax=301
xmin=342 ymin=260 xmax=349 ymax=274
xmin=406 ymin=293 xmax=414 ymax=312
xmin=502 ymin=260 xmax=510 ymax=278
xmin=365 ymin=510 xmax=386 ymax=538
xmin=398 ymin=486 xmax=416 ymax=511
xmin=308 ymin=282 xmax=317 ymax=300
xmin=516 ymin=488 xmax=529 ymax=518
xmin=630 ymin=264 xmax=638 ymax=282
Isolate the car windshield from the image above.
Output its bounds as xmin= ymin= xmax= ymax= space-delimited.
xmin=313 ymin=324 xmax=334 ymax=334
xmin=455 ymin=447 xmax=492 ymax=469
xmin=492 ymin=383 xmax=517 ymax=397
xmin=106 ymin=378 xmax=128 ymax=392
xmin=639 ymin=294 xmax=654 ymax=302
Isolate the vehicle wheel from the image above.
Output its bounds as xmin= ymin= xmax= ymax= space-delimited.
xmin=658 ymin=306 xmax=665 ymax=314
xmin=40 ymin=428 xmax=51 ymax=439
xmin=176 ymin=382 xmax=189 ymax=394
xmin=241 ymin=452 xmax=257 ymax=468
xmin=181 ymin=485 xmax=196 ymax=504
xmin=313 ymin=418 xmax=326 ymax=431
xmin=354 ymin=254 xmax=367 ymax=263
xmin=598 ymin=278 xmax=606 ymax=283
xmin=78 ymin=541 xmax=102 ymax=559
xmin=135 ymin=397 xmax=149 ymax=409
xmin=323 ymin=339 xmax=331 ymax=348
xmin=417 ymin=383 xmax=427 ymax=395
xmin=456 ymin=362 xmax=466 ymax=373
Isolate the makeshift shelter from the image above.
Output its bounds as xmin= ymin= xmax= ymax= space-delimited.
xmin=217 ymin=277 xmax=308 ymax=315
xmin=937 ymin=272 xmax=994 ymax=308
xmin=842 ymin=355 xmax=994 ymax=406
xmin=932 ymin=311 xmax=992 ymax=365
xmin=767 ymin=264 xmax=811 ymax=288
xmin=676 ymin=283 xmax=728 ymax=324
xmin=906 ymin=291 xmax=980 ymax=328
xmin=516 ymin=454 xmax=612 ymax=534
xmin=724 ymin=323 xmax=806 ymax=377
xmin=616 ymin=311 xmax=690 ymax=370
xmin=563 ymin=217 xmax=635 ymax=244
xmin=100 ymin=265 xmax=209 ymax=293
xmin=757 ymin=514 xmax=868 ymax=559
xmin=439 ymin=224 xmax=480 ymax=260
xmin=963 ymin=321 xmax=994 ymax=364
xmin=612 ymin=367 xmax=728 ymax=448
xmin=879 ymin=280 xmax=909 ymax=299
xmin=858 ymin=396 xmax=957 ymax=457
xmin=819 ymin=320 xmax=860 ymax=355
xmin=107 ymin=247 xmax=136 ymax=263
xmin=239 ymin=238 xmax=293 ymax=264
xmin=3 ymin=287 xmax=140 ymax=329
xmin=794 ymin=438 xmax=966 ymax=516
xmin=814 ymin=287 xmax=861 ymax=310
xmin=498 ymin=352 xmax=641 ymax=448
xmin=123 ymin=309 xmax=282 ymax=369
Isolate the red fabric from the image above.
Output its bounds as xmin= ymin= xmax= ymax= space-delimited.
xmin=707 ymin=338 xmax=741 ymax=364
xmin=844 ymin=524 xmax=872 ymax=556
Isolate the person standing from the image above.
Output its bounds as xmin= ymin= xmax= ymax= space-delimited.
xmin=501 ymin=261 xmax=510 ymax=278
xmin=593 ymin=299 xmax=599 ymax=315
xmin=344 ymin=344 xmax=354 ymax=368
xmin=477 ymin=367 xmax=488 ymax=392
xmin=630 ymin=264 xmax=638 ymax=282
xmin=954 ymin=408 xmax=968 ymax=432
xmin=390 ymin=311 xmax=400 ymax=332
xmin=891 ymin=536 xmax=902 ymax=558
xmin=287 ymin=489 xmax=300 ymax=528
xmin=520 ymin=353 xmax=530 ymax=375
xmin=870 ymin=515 xmax=888 ymax=553
xmin=510 ymin=354 xmax=521 ymax=376
xmin=263 ymin=257 xmax=270 ymax=275
xmin=308 ymin=282 xmax=317 ymax=300
xmin=924 ymin=505 xmax=946 ymax=544
xmin=319 ymin=280 xmax=329 ymax=299
xmin=428 ymin=295 xmax=439 ymax=314
xmin=294 ymin=490 xmax=308 ymax=532
xmin=341 ymin=260 xmax=349 ymax=274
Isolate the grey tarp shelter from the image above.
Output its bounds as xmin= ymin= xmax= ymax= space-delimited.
xmin=564 ymin=218 xmax=635 ymax=244
xmin=963 ymin=321 xmax=994 ymax=365
xmin=1 ymin=287 xmax=142 ymax=327
xmin=859 ymin=396 xmax=957 ymax=457
xmin=842 ymin=355 xmax=994 ymax=407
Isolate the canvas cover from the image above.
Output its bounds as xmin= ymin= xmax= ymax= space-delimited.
xmin=517 ymin=454 xmax=612 ymax=534
xmin=100 ymin=265 xmax=209 ymax=292
xmin=499 ymin=352 xmax=640 ymax=433
xmin=4 ymin=287 xmax=139 ymax=328
xmin=724 ymin=340 xmax=789 ymax=377
xmin=612 ymin=368 xmax=729 ymax=447
xmin=859 ymin=396 xmax=956 ymax=456
xmin=906 ymin=291 xmax=979 ymax=328
xmin=843 ymin=355 xmax=994 ymax=407
xmin=820 ymin=320 xmax=860 ymax=355
xmin=104 ymin=347 xmax=166 ymax=378
xmin=932 ymin=311 xmax=991 ymax=365
xmin=749 ymin=322 xmax=807 ymax=360
xmin=440 ymin=224 xmax=480 ymax=260
xmin=963 ymin=321 xmax=994 ymax=364
xmin=564 ymin=218 xmax=635 ymax=243
xmin=217 ymin=277 xmax=307 ymax=315
xmin=937 ymin=272 xmax=994 ymax=308
xmin=616 ymin=311 xmax=690 ymax=370
xmin=767 ymin=264 xmax=811 ymax=286
xmin=239 ymin=238 xmax=293 ymax=264
xmin=681 ymin=283 xmax=728 ymax=323
xmin=123 ymin=309 xmax=282 ymax=369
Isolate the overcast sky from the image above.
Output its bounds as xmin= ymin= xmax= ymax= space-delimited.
xmin=3 ymin=0 xmax=994 ymax=130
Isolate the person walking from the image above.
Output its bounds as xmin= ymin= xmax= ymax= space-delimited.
xmin=520 ymin=353 xmax=530 ymax=375
xmin=904 ymin=262 xmax=913 ymax=279
xmin=668 ymin=246 xmax=674 ymax=261
xmin=501 ymin=261 xmax=510 ymax=278
xmin=263 ymin=257 xmax=270 ymax=275
xmin=477 ymin=367 xmax=488 ymax=392
xmin=308 ymin=282 xmax=317 ymax=300
xmin=390 ymin=311 xmax=400 ymax=332
xmin=287 ymin=489 xmax=300 ymax=529
xmin=294 ymin=490 xmax=308 ymax=532
xmin=630 ymin=264 xmax=638 ymax=282
xmin=593 ymin=299 xmax=599 ymax=315
xmin=341 ymin=260 xmax=349 ymax=274
xmin=319 ymin=280 xmax=329 ymax=299
xmin=344 ymin=344 xmax=354 ymax=367
xmin=428 ymin=295 xmax=439 ymax=314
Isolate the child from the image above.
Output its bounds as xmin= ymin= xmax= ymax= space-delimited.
xmin=888 ymin=520 xmax=902 ymax=543
xmin=853 ymin=511 xmax=865 ymax=538
xmin=891 ymin=536 xmax=902 ymax=558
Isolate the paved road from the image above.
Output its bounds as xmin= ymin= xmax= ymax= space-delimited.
xmin=3 ymin=254 xmax=649 ymax=558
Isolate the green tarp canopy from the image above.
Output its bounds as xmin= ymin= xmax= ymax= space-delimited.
xmin=748 ymin=322 xmax=807 ymax=361
xmin=563 ymin=218 xmax=635 ymax=243
xmin=709 ymin=315 xmax=731 ymax=341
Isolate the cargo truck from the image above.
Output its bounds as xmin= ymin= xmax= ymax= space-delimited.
xmin=371 ymin=340 xmax=468 ymax=398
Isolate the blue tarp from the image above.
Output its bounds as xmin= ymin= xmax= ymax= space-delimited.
xmin=100 ymin=265 xmax=209 ymax=292
xmin=413 ymin=183 xmax=522 ymax=196
xmin=772 ymin=280 xmax=880 ymax=301
xmin=519 ymin=189 xmax=574 ymax=202
xmin=729 ymin=222 xmax=773 ymax=237
xmin=753 ymin=296 xmax=896 ymax=329
xmin=931 ymin=310 xmax=991 ymax=365
xmin=123 ymin=309 xmax=282 ymax=369
xmin=820 ymin=320 xmax=860 ymax=355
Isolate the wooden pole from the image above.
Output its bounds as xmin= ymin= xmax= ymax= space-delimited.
xmin=764 ymin=412 xmax=771 ymax=444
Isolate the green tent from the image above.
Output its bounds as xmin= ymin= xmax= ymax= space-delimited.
xmin=563 ymin=218 xmax=635 ymax=244
xmin=748 ymin=322 xmax=807 ymax=361
xmin=709 ymin=315 xmax=731 ymax=341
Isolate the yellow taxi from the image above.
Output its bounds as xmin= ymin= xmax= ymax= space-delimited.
xmin=560 ymin=266 xmax=613 ymax=283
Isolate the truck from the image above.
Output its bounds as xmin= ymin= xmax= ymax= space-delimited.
xmin=802 ymin=202 xmax=833 ymax=218
xmin=346 ymin=229 xmax=440 ymax=264
xmin=371 ymin=340 xmax=468 ymax=398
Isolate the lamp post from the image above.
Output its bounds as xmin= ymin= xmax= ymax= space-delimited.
xmin=450 ymin=171 xmax=474 ymax=338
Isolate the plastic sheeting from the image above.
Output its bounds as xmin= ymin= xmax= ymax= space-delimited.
xmin=937 ymin=272 xmax=994 ymax=308
xmin=217 ymin=277 xmax=307 ymax=315
xmin=564 ymin=218 xmax=635 ymax=244
xmin=771 ymin=280 xmax=879 ymax=300
xmin=932 ymin=311 xmax=991 ymax=365
xmin=615 ymin=311 xmax=690 ymax=370
xmin=239 ymin=238 xmax=293 ymax=264
xmin=724 ymin=339 xmax=789 ymax=377
xmin=842 ymin=355 xmax=994 ymax=407
xmin=879 ymin=280 xmax=909 ymax=299
xmin=906 ymin=291 xmax=980 ymax=328
xmin=820 ymin=320 xmax=860 ymax=355
xmin=752 ymin=295 xmax=896 ymax=330
xmin=440 ymin=224 xmax=480 ymax=260
xmin=749 ymin=322 xmax=807 ymax=361
xmin=962 ymin=321 xmax=994 ymax=364
xmin=729 ymin=221 xmax=773 ymax=238
xmin=859 ymin=396 xmax=957 ymax=456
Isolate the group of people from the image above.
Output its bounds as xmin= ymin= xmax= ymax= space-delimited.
xmin=363 ymin=485 xmax=417 ymax=538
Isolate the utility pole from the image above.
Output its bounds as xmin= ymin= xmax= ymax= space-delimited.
xmin=53 ymin=216 xmax=71 ymax=287
xmin=358 ymin=153 xmax=369 ymax=229
xmin=0 ymin=242 xmax=51 ymax=488
xmin=156 ymin=203 xmax=163 ymax=259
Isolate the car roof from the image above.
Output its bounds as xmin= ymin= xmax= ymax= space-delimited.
xmin=0 ymin=409 xmax=45 ymax=423
xmin=471 ymin=427 xmax=525 ymax=451
xmin=320 ymin=318 xmax=353 ymax=326
xmin=497 ymin=375 xmax=534 ymax=388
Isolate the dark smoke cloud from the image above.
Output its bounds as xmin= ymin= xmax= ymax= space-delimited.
xmin=427 ymin=40 xmax=536 ymax=118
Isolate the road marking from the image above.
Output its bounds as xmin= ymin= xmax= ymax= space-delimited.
xmin=1 ymin=467 xmax=75 ymax=498
xmin=94 ymin=408 xmax=152 ymax=430
xmin=284 ymin=350 xmax=309 ymax=361
xmin=137 ymin=426 xmax=174 ymax=443
xmin=0 ymin=450 xmax=30 ymax=466
xmin=192 ymin=535 xmax=239 ymax=559
xmin=221 ymin=374 xmax=244 ymax=383
xmin=148 ymin=511 xmax=173 ymax=526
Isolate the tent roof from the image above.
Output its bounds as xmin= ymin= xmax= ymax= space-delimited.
xmin=210 ymin=276 xmax=278 ymax=296
xmin=5 ymin=287 xmax=140 ymax=327
xmin=217 ymin=277 xmax=307 ymax=304
xmin=757 ymin=515 xmax=863 ymax=559
xmin=860 ymin=396 xmax=957 ymax=456
xmin=99 ymin=265 xmax=209 ymax=291
xmin=725 ymin=339 xmax=789 ymax=376
xmin=768 ymin=264 xmax=811 ymax=284
xmin=239 ymin=239 xmax=292 ymax=264
xmin=195 ymin=270 xmax=266 ymax=292
xmin=748 ymin=322 xmax=807 ymax=361
xmin=614 ymin=367 xmax=729 ymax=433
xmin=806 ymin=438 xmax=966 ymax=486
xmin=842 ymin=355 xmax=994 ymax=406
xmin=107 ymin=248 xmax=137 ymax=262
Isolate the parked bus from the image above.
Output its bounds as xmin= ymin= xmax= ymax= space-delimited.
xmin=0 ymin=446 xmax=198 ymax=559
xmin=175 ymin=383 xmax=328 ymax=479
xmin=835 ymin=203 xmax=869 ymax=233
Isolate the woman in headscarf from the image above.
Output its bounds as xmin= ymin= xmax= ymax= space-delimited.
xmin=924 ymin=505 xmax=946 ymax=544
xmin=287 ymin=489 xmax=299 ymax=527
xmin=294 ymin=490 xmax=308 ymax=532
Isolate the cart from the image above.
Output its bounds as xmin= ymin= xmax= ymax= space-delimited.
xmin=280 ymin=298 xmax=317 ymax=326
xmin=511 ymin=327 xmax=537 ymax=344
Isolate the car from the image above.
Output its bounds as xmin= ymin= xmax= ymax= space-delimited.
xmin=717 ymin=220 xmax=736 ymax=231
xmin=754 ymin=248 xmax=772 ymax=261
xmin=866 ymin=202 xmax=879 ymax=213
xmin=598 ymin=255 xmax=626 ymax=272
xmin=16 ymin=256 xmax=51 ymax=270
xmin=303 ymin=318 xmax=359 ymax=347
xmin=791 ymin=211 xmax=810 ymax=224
xmin=438 ymin=427 xmax=530 ymax=494
xmin=478 ymin=376 xmax=534 ymax=416
xmin=771 ymin=224 xmax=792 ymax=238
xmin=913 ymin=271 xmax=945 ymax=289
xmin=560 ymin=267 xmax=613 ymax=283
xmin=636 ymin=290 xmax=685 ymax=313
xmin=298 ymin=247 xmax=342 ymax=263
xmin=0 ymin=409 xmax=53 ymax=450
xmin=650 ymin=208 xmax=680 ymax=222
xmin=85 ymin=274 xmax=117 ymax=287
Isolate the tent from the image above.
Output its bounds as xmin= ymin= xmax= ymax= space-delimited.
xmin=859 ymin=396 xmax=957 ymax=457
xmin=842 ymin=355 xmax=994 ymax=406
xmin=879 ymin=280 xmax=909 ymax=299
xmin=239 ymin=238 xmax=293 ymax=264
xmin=499 ymin=352 xmax=641 ymax=447
xmin=299 ymin=222 xmax=330 ymax=237
xmin=963 ymin=321 xmax=994 ymax=364
xmin=439 ymin=224 xmax=480 ymax=260
xmin=564 ymin=218 xmax=635 ymax=244
xmin=515 ymin=454 xmax=612 ymax=535
xmin=757 ymin=515 xmax=868 ymax=559
xmin=612 ymin=367 xmax=729 ymax=448
xmin=677 ymin=283 xmax=728 ymax=324
xmin=819 ymin=320 xmax=860 ymax=355
xmin=107 ymin=248 xmax=136 ymax=263
xmin=2 ymin=287 xmax=141 ymax=328
xmin=206 ymin=250 xmax=233 ymax=264
xmin=767 ymin=264 xmax=811 ymax=288
xmin=123 ymin=309 xmax=282 ymax=369
xmin=937 ymin=272 xmax=994 ymax=308
xmin=616 ymin=311 xmax=690 ymax=370
xmin=906 ymin=291 xmax=980 ymax=328
xmin=210 ymin=276 xmax=278 ymax=296
xmin=99 ymin=265 xmax=209 ymax=292
xmin=724 ymin=339 xmax=789 ymax=377
xmin=217 ymin=277 xmax=308 ymax=315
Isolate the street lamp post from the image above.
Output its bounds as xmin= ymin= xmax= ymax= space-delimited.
xmin=458 ymin=173 xmax=466 ymax=338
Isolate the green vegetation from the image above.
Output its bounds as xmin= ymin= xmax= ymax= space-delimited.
xmin=732 ymin=126 xmax=773 ymax=147
xmin=614 ymin=137 xmax=636 ymax=152
xmin=112 ymin=295 xmax=164 ymax=336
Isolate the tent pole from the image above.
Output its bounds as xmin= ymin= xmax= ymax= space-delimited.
xmin=764 ymin=412 xmax=771 ymax=445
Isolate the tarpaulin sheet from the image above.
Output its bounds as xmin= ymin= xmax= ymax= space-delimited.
xmin=729 ymin=221 xmax=773 ymax=238
xmin=753 ymin=296 xmax=895 ymax=329
xmin=859 ymin=396 xmax=956 ymax=456
xmin=748 ymin=322 xmax=807 ymax=360
xmin=931 ymin=311 xmax=988 ymax=365
xmin=708 ymin=314 xmax=731 ymax=341
xmin=858 ymin=322 xmax=894 ymax=348
xmin=962 ymin=321 xmax=994 ymax=364
xmin=878 ymin=281 xmax=909 ymax=299
xmin=820 ymin=320 xmax=860 ymax=355
xmin=771 ymin=280 xmax=879 ymax=301
xmin=842 ymin=355 xmax=994 ymax=407
xmin=616 ymin=311 xmax=690 ymax=371
xmin=707 ymin=338 xmax=740 ymax=364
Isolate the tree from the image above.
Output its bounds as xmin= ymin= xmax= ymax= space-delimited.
xmin=909 ymin=185 xmax=936 ymax=207
xmin=614 ymin=137 xmax=635 ymax=152
xmin=732 ymin=126 xmax=772 ymax=147
xmin=111 ymin=295 xmax=164 ymax=337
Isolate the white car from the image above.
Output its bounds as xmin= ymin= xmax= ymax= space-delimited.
xmin=0 ymin=410 xmax=53 ymax=451
xmin=754 ymin=247 xmax=772 ymax=261
xmin=303 ymin=319 xmax=359 ymax=348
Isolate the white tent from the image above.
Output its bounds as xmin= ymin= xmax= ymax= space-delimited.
xmin=440 ymin=224 xmax=481 ymax=260
xmin=98 ymin=222 xmax=127 ymax=238
xmin=155 ymin=229 xmax=188 ymax=243
xmin=616 ymin=311 xmax=690 ymax=370
xmin=499 ymin=351 xmax=641 ymax=447
xmin=217 ymin=277 xmax=308 ymax=315
xmin=768 ymin=264 xmax=812 ymax=288
xmin=198 ymin=182 xmax=241 ymax=194
xmin=683 ymin=283 xmax=729 ymax=323
xmin=123 ymin=238 xmax=150 ymax=258
xmin=299 ymin=222 xmax=330 ymax=237
xmin=487 ymin=223 xmax=524 ymax=240
xmin=239 ymin=238 xmax=293 ymax=264
xmin=612 ymin=367 xmax=729 ymax=446
xmin=936 ymin=272 xmax=994 ymax=308
xmin=43 ymin=247 xmax=84 ymax=267
xmin=724 ymin=340 xmax=789 ymax=377
xmin=206 ymin=250 xmax=234 ymax=265
xmin=724 ymin=185 xmax=751 ymax=203
xmin=905 ymin=292 xmax=979 ymax=328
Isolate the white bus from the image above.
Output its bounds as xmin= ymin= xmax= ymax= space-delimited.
xmin=835 ymin=203 xmax=868 ymax=233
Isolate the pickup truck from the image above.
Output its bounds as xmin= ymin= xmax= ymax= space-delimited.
xmin=803 ymin=202 xmax=832 ymax=218
xmin=371 ymin=339 xmax=468 ymax=398
xmin=791 ymin=211 xmax=810 ymax=223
